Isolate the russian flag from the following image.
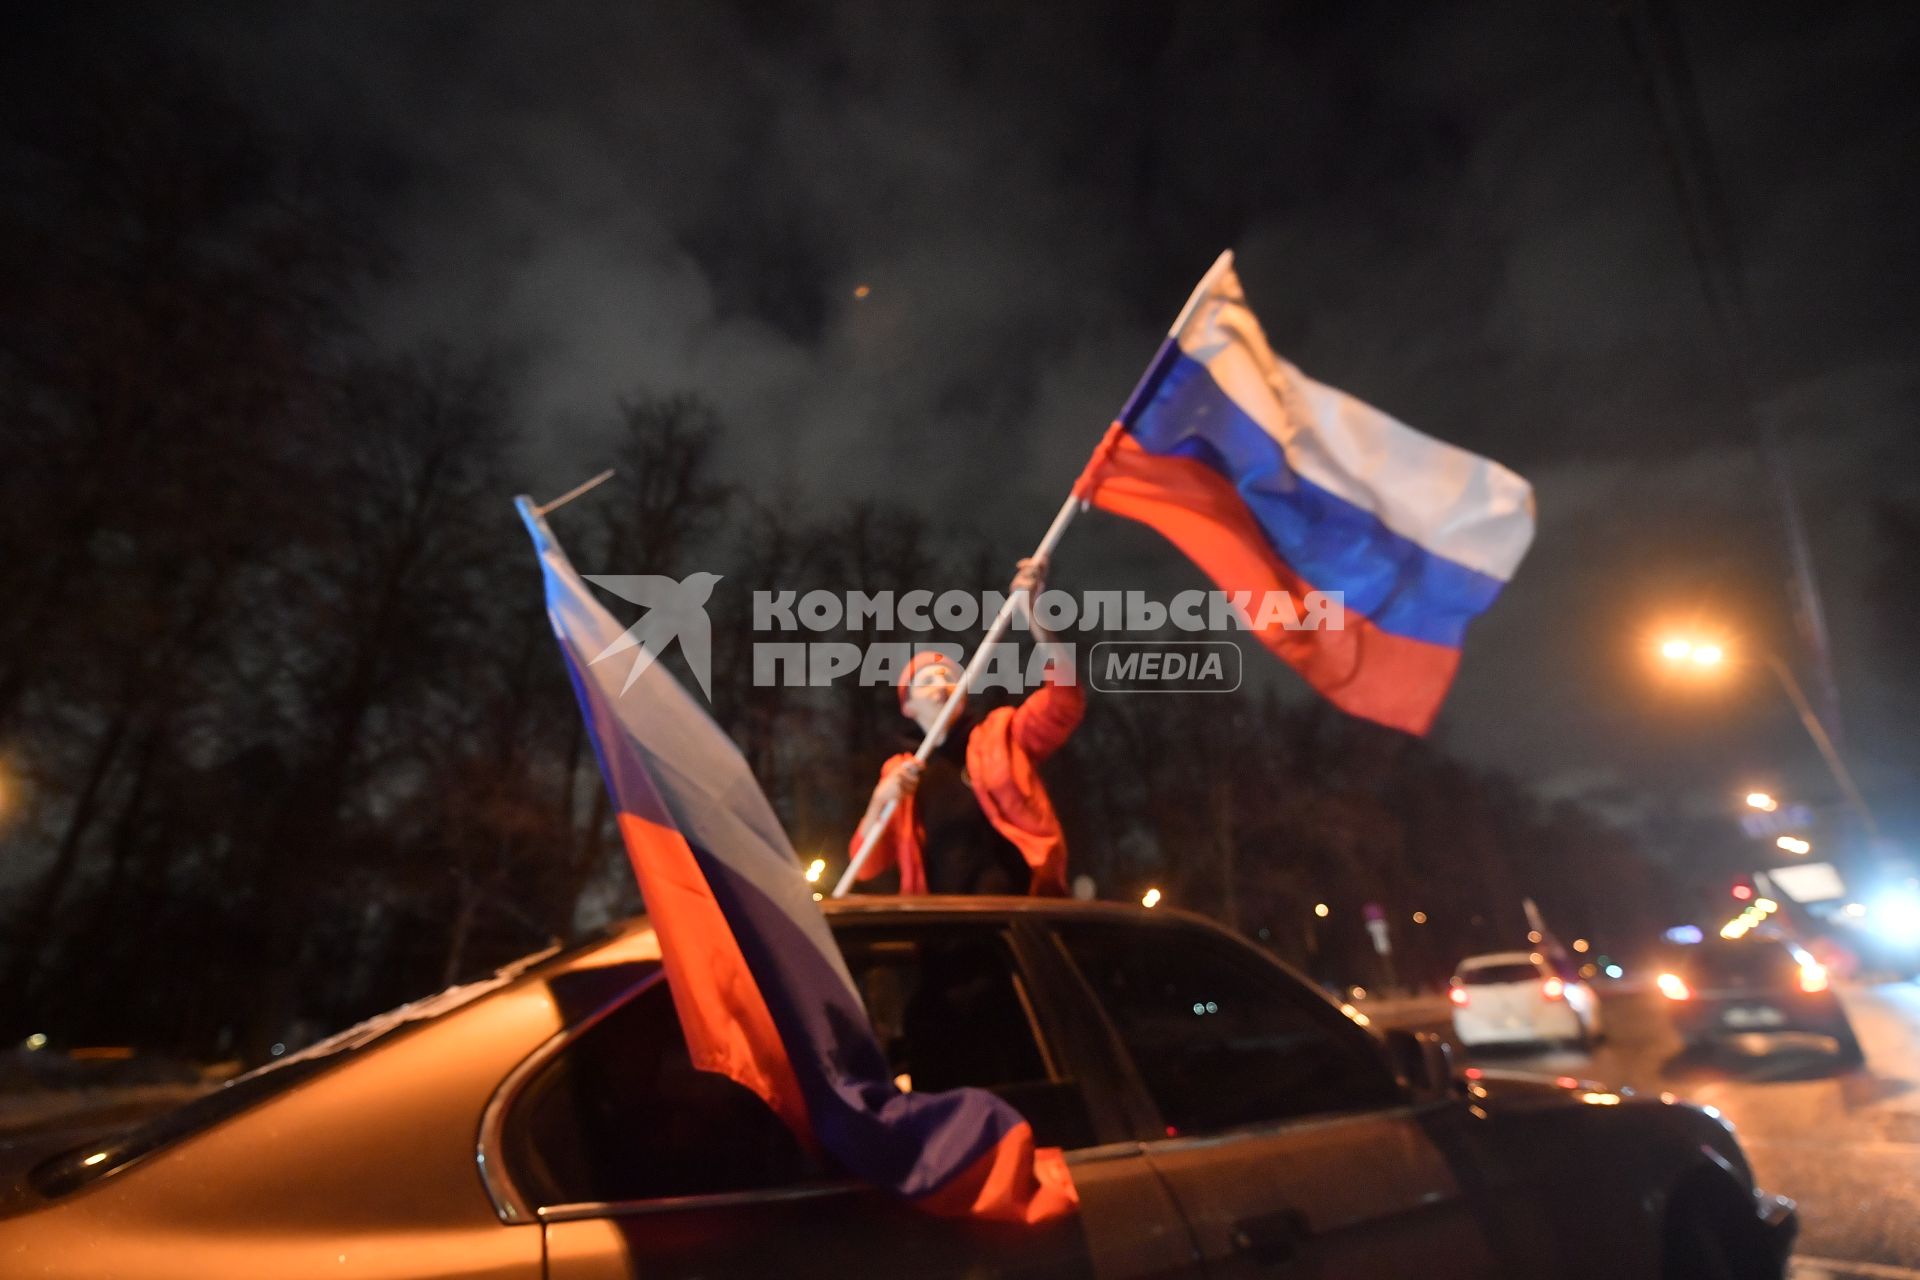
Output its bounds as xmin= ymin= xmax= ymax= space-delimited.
xmin=1075 ymin=252 xmax=1535 ymax=734
xmin=517 ymin=500 xmax=1077 ymax=1223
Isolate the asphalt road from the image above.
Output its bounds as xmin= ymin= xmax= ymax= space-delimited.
xmin=1380 ymin=980 xmax=1920 ymax=1278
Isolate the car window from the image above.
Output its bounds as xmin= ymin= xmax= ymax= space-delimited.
xmin=506 ymin=924 xmax=1091 ymax=1208
xmin=1458 ymin=963 xmax=1543 ymax=985
xmin=1686 ymin=942 xmax=1799 ymax=985
xmin=837 ymin=924 xmax=1095 ymax=1150
xmin=1055 ymin=920 xmax=1402 ymax=1137
xmin=504 ymin=976 xmax=830 ymax=1208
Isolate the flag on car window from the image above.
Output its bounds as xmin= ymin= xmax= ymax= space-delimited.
xmin=516 ymin=499 xmax=1077 ymax=1223
xmin=1075 ymin=251 xmax=1535 ymax=735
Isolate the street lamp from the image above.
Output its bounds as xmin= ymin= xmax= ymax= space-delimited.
xmin=1775 ymin=836 xmax=1811 ymax=855
xmin=1653 ymin=635 xmax=1879 ymax=840
xmin=1745 ymin=792 xmax=1778 ymax=813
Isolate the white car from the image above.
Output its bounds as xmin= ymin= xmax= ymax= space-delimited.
xmin=1449 ymin=951 xmax=1602 ymax=1050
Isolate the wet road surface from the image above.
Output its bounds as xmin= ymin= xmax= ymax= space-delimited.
xmin=1380 ymin=980 xmax=1920 ymax=1277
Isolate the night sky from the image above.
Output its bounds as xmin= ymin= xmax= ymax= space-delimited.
xmin=14 ymin=3 xmax=1919 ymax=845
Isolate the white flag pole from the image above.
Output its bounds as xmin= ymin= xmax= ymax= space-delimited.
xmin=830 ymin=491 xmax=1084 ymax=898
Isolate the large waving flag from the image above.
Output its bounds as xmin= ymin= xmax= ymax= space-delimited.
xmin=516 ymin=499 xmax=1076 ymax=1223
xmin=1075 ymin=252 xmax=1535 ymax=734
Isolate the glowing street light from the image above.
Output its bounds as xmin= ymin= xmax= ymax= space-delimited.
xmin=1141 ymin=887 xmax=1162 ymax=909
xmin=1745 ymin=792 xmax=1778 ymax=812
xmin=1648 ymin=631 xmax=1879 ymax=840
xmin=804 ymin=858 xmax=827 ymax=884
xmin=1411 ymin=911 xmax=1428 ymax=925
xmin=1313 ymin=902 xmax=1329 ymax=918
xmin=1775 ymin=836 xmax=1811 ymax=856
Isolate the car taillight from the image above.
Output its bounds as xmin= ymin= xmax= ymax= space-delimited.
xmin=1449 ymin=985 xmax=1469 ymax=1007
xmin=1541 ymin=977 xmax=1566 ymax=1000
xmin=1656 ymin=971 xmax=1692 ymax=1001
xmin=1799 ymin=963 xmax=1829 ymax=993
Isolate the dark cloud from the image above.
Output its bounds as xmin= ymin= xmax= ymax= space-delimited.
xmin=14 ymin=1 xmax=1919 ymax=835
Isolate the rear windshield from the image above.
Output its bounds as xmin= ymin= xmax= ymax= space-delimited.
xmin=1686 ymin=942 xmax=1799 ymax=984
xmin=1458 ymin=963 xmax=1542 ymax=985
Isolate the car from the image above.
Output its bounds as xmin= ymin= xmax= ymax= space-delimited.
xmin=0 ymin=898 xmax=1792 ymax=1278
xmin=1449 ymin=950 xmax=1603 ymax=1051
xmin=1655 ymin=932 xmax=1865 ymax=1067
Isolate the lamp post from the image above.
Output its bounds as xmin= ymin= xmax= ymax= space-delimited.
xmin=1655 ymin=636 xmax=1879 ymax=841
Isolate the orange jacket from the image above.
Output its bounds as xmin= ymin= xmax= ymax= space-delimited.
xmin=853 ymin=673 xmax=1085 ymax=896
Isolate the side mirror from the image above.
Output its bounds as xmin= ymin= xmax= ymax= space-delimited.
xmin=1383 ymin=1028 xmax=1457 ymax=1101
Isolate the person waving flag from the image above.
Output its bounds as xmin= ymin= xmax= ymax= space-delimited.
xmin=515 ymin=497 xmax=1076 ymax=1223
xmin=1075 ymin=252 xmax=1536 ymax=734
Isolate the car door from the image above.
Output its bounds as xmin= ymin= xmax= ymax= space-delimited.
xmin=1049 ymin=916 xmax=1503 ymax=1279
xmin=512 ymin=918 xmax=1195 ymax=1279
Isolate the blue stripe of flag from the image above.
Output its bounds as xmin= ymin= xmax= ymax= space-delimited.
xmin=1122 ymin=352 xmax=1506 ymax=648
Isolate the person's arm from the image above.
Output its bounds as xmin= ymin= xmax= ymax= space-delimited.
xmin=851 ymin=756 xmax=923 ymax=854
xmin=1006 ymin=555 xmax=1084 ymax=759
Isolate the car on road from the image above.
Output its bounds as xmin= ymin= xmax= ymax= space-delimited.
xmin=1 ymin=898 xmax=1792 ymax=1277
xmin=1449 ymin=950 xmax=1603 ymax=1050
xmin=1655 ymin=933 xmax=1865 ymax=1066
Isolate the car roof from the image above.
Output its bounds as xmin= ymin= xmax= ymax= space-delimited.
xmin=571 ymin=895 xmax=1219 ymax=966
xmin=1455 ymin=951 xmax=1542 ymax=969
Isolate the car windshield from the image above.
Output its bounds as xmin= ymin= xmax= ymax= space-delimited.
xmin=1459 ymin=963 xmax=1541 ymax=985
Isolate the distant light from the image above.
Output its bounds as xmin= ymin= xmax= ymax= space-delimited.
xmin=804 ymin=858 xmax=826 ymax=884
xmin=893 ymin=1072 xmax=912 ymax=1093
xmin=1579 ymin=1091 xmax=1623 ymax=1106
xmin=1604 ymin=964 xmax=1624 ymax=979
xmin=1746 ymin=792 xmax=1778 ymax=812
xmin=1350 ymin=986 xmax=1367 ymax=1000
xmin=1775 ymin=836 xmax=1811 ymax=855
xmin=1732 ymin=884 xmax=1753 ymax=901
xmin=1449 ymin=985 xmax=1469 ymax=1007
xmin=1720 ymin=920 xmax=1749 ymax=940
xmin=1660 ymin=638 xmax=1693 ymax=661
xmin=812 ymin=891 xmax=824 ymax=901
xmin=23 ymin=1033 xmax=47 ymax=1051
xmin=269 ymin=1042 xmax=286 ymax=1057
xmin=1755 ymin=898 xmax=1778 ymax=914
xmin=1844 ymin=902 xmax=1867 ymax=918
xmin=1527 ymin=930 xmax=1542 ymax=944
xmin=1314 ymin=902 xmax=1330 ymax=918
xmin=1692 ymin=644 xmax=1724 ymax=667
xmin=1339 ymin=1002 xmax=1371 ymax=1027
xmin=1572 ymin=938 xmax=1590 ymax=953
xmin=1664 ymin=925 xmax=1703 ymax=945
xmin=1411 ymin=911 xmax=1428 ymax=924
xmin=1529 ymin=951 xmax=1545 ymax=965
xmin=81 ymin=1152 xmax=108 ymax=1167
xmin=1141 ymin=887 xmax=1162 ymax=909
xmin=852 ymin=284 xmax=872 ymax=299
xmin=1656 ymin=972 xmax=1692 ymax=1001
xmin=1798 ymin=962 xmax=1829 ymax=994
